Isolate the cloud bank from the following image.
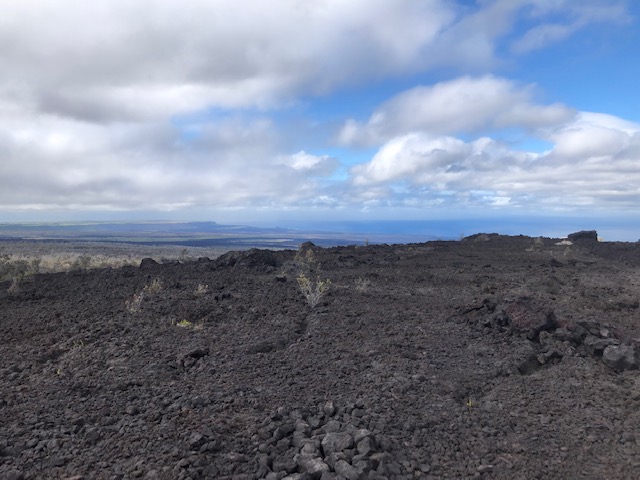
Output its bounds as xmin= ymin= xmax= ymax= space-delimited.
xmin=351 ymin=112 xmax=640 ymax=211
xmin=0 ymin=0 xmax=636 ymax=218
xmin=0 ymin=0 xmax=455 ymax=120
xmin=338 ymin=76 xmax=576 ymax=146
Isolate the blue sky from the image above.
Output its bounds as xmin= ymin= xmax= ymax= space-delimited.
xmin=0 ymin=1 xmax=639 ymax=239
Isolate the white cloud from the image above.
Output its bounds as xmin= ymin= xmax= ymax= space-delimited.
xmin=2 ymin=1 xmax=623 ymax=123
xmin=279 ymin=151 xmax=338 ymax=175
xmin=549 ymin=127 xmax=629 ymax=160
xmin=351 ymin=133 xmax=535 ymax=187
xmin=349 ymin=113 xmax=640 ymax=210
xmin=0 ymin=0 xmax=455 ymax=121
xmin=352 ymin=134 xmax=472 ymax=185
xmin=0 ymin=0 xmax=456 ymax=212
xmin=0 ymin=114 xmax=339 ymax=211
xmin=339 ymin=76 xmax=575 ymax=146
xmin=545 ymin=112 xmax=639 ymax=159
xmin=0 ymin=0 xmax=634 ymax=216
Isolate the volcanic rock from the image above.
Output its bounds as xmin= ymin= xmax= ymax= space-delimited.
xmin=568 ymin=230 xmax=598 ymax=242
xmin=603 ymin=345 xmax=639 ymax=371
xmin=2 ymin=233 xmax=640 ymax=479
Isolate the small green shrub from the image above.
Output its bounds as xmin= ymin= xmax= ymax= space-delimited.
xmin=175 ymin=319 xmax=203 ymax=330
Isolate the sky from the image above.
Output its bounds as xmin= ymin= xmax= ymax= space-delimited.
xmin=1 ymin=0 xmax=639 ymax=238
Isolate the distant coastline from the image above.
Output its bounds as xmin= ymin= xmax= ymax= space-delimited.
xmin=0 ymin=221 xmax=436 ymax=249
xmin=0 ymin=218 xmax=638 ymax=247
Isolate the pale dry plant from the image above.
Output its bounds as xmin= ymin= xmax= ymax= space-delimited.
xmin=294 ymin=248 xmax=319 ymax=273
xmin=125 ymin=291 xmax=145 ymax=314
xmin=527 ymin=237 xmax=545 ymax=252
xmin=354 ymin=277 xmax=371 ymax=293
xmin=71 ymin=255 xmax=92 ymax=271
xmin=1 ymin=256 xmax=35 ymax=282
xmin=8 ymin=276 xmax=21 ymax=295
xmin=143 ymin=278 xmax=163 ymax=295
xmin=194 ymin=284 xmax=209 ymax=297
xmin=29 ymin=257 xmax=41 ymax=275
xmin=3 ymin=255 xmax=44 ymax=293
xmin=179 ymin=248 xmax=192 ymax=262
xmin=297 ymin=273 xmax=331 ymax=308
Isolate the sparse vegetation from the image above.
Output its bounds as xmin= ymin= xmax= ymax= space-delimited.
xmin=7 ymin=276 xmax=21 ymax=295
xmin=143 ymin=278 xmax=163 ymax=295
xmin=355 ymin=277 xmax=371 ymax=293
xmin=71 ymin=254 xmax=92 ymax=271
xmin=179 ymin=248 xmax=192 ymax=262
xmin=297 ymin=272 xmax=331 ymax=308
xmin=125 ymin=291 xmax=145 ymax=314
xmin=1 ymin=253 xmax=41 ymax=293
xmin=194 ymin=283 xmax=209 ymax=296
xmin=30 ymin=257 xmax=41 ymax=275
xmin=294 ymin=247 xmax=320 ymax=273
xmin=289 ymin=246 xmax=332 ymax=308
xmin=526 ymin=236 xmax=545 ymax=252
xmin=1 ymin=250 xmax=137 ymax=283
xmin=124 ymin=278 xmax=163 ymax=314
xmin=175 ymin=319 xmax=203 ymax=330
xmin=0 ymin=240 xmax=228 ymax=285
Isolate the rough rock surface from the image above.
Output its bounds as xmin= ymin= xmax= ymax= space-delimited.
xmin=567 ymin=230 xmax=599 ymax=243
xmin=2 ymin=235 xmax=640 ymax=479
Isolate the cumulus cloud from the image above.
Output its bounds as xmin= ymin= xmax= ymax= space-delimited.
xmin=0 ymin=0 xmax=455 ymax=122
xmin=349 ymin=113 xmax=640 ymax=210
xmin=0 ymin=0 xmax=454 ymax=213
xmin=278 ymin=151 xmax=339 ymax=175
xmin=545 ymin=112 xmax=639 ymax=159
xmin=339 ymin=76 xmax=575 ymax=146
xmin=0 ymin=114 xmax=338 ymax=211
xmin=2 ymin=1 xmax=622 ymax=123
xmin=351 ymin=133 xmax=535 ymax=187
xmin=0 ymin=0 xmax=634 ymax=216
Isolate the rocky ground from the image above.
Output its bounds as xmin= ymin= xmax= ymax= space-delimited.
xmin=1 ymin=232 xmax=640 ymax=480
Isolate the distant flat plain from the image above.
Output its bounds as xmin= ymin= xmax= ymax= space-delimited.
xmin=0 ymin=221 xmax=434 ymax=273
